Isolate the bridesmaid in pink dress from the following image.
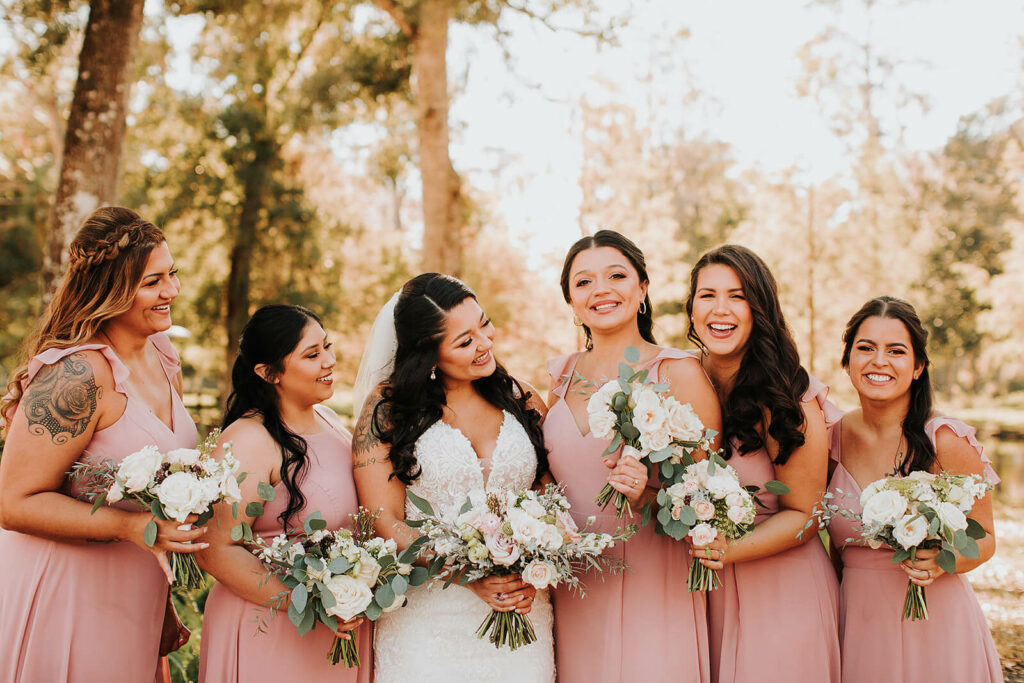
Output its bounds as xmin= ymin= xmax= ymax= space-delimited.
xmin=683 ymin=245 xmax=840 ymax=683
xmin=197 ymin=305 xmax=369 ymax=683
xmin=545 ymin=230 xmax=720 ymax=683
xmin=827 ymin=296 xmax=1002 ymax=683
xmin=0 ymin=208 xmax=205 ymax=683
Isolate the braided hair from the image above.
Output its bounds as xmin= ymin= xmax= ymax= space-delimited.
xmin=2 ymin=207 xmax=166 ymax=424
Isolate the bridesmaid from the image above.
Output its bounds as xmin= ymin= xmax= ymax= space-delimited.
xmin=545 ymin=229 xmax=720 ymax=683
xmin=0 ymin=207 xmax=204 ymax=683
xmin=827 ymin=296 xmax=1002 ymax=682
xmin=197 ymin=305 xmax=369 ymax=682
xmin=684 ymin=244 xmax=841 ymax=683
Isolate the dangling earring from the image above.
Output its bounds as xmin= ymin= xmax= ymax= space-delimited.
xmin=639 ymin=300 xmax=647 ymax=315
xmin=430 ymin=367 xmax=437 ymax=381
xmin=572 ymin=313 xmax=582 ymax=327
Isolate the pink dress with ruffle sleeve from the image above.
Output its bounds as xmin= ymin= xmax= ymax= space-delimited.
xmin=826 ymin=415 xmax=1003 ymax=683
xmin=0 ymin=334 xmax=198 ymax=683
xmin=707 ymin=375 xmax=842 ymax=683
xmin=198 ymin=407 xmax=371 ymax=683
xmin=544 ymin=347 xmax=710 ymax=683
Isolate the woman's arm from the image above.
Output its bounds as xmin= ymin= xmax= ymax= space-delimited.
xmin=696 ymin=399 xmax=828 ymax=567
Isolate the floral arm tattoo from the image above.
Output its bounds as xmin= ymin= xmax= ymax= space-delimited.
xmin=23 ymin=353 xmax=100 ymax=445
xmin=351 ymin=399 xmax=383 ymax=469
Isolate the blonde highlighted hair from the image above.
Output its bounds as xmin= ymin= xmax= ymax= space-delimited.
xmin=1 ymin=207 xmax=166 ymax=425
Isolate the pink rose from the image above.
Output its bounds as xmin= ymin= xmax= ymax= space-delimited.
xmin=484 ymin=533 xmax=521 ymax=567
xmin=693 ymin=499 xmax=716 ymax=521
xmin=476 ymin=512 xmax=502 ymax=536
xmin=688 ymin=522 xmax=717 ymax=547
xmin=671 ymin=506 xmax=683 ymax=521
xmin=522 ymin=559 xmax=558 ymax=590
xmin=555 ymin=510 xmax=582 ymax=543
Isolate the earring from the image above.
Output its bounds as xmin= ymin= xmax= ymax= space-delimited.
xmin=430 ymin=367 xmax=437 ymax=381
xmin=572 ymin=313 xmax=582 ymax=327
xmin=639 ymin=300 xmax=647 ymax=315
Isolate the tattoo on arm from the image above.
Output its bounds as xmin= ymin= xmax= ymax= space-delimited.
xmin=352 ymin=400 xmax=383 ymax=456
xmin=23 ymin=353 xmax=100 ymax=445
xmin=353 ymin=456 xmax=377 ymax=470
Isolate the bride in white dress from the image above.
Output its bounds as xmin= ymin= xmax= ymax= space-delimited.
xmin=351 ymin=274 xmax=555 ymax=682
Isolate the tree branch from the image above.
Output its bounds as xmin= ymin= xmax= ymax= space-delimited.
xmin=278 ymin=0 xmax=332 ymax=96
xmin=373 ymin=0 xmax=415 ymax=38
xmin=498 ymin=1 xmax=609 ymax=41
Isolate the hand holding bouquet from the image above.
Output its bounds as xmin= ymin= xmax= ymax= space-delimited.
xmin=253 ymin=507 xmax=431 ymax=667
xmin=407 ymin=484 xmax=636 ymax=650
xmin=856 ymin=471 xmax=992 ymax=620
xmin=70 ymin=429 xmax=244 ymax=587
xmin=586 ymin=346 xmax=717 ymax=518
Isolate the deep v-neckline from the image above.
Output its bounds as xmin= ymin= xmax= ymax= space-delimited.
xmin=112 ymin=346 xmax=178 ymax=434
xmin=437 ymin=410 xmax=510 ymax=462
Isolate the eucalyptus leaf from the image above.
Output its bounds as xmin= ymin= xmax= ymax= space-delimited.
xmin=624 ymin=346 xmax=640 ymax=363
xmin=150 ymin=499 xmax=168 ymax=521
xmin=406 ymin=490 xmax=436 ymax=517
xmin=392 ymin=574 xmax=409 ymax=595
xmin=649 ymin=447 xmax=673 ymax=463
xmin=641 ymin=502 xmax=652 ymax=527
xmin=364 ymin=601 xmax=383 ymax=621
xmin=764 ymin=480 xmax=790 ymax=495
xmin=458 ymin=498 xmax=473 ymax=515
xmin=231 ymin=501 xmax=239 ymax=519
xmin=318 ymin=583 xmax=336 ymax=609
xmin=965 ymin=517 xmax=986 ymax=540
xmin=660 ymin=460 xmax=674 ymax=479
xmin=657 ymin=505 xmax=671 ymax=526
xmin=327 ymin=557 xmax=352 ymax=574
xmin=288 ymin=602 xmax=303 ymax=628
xmin=245 ymin=502 xmax=265 ymax=517
xmin=257 ymin=481 xmax=276 ymax=502
xmin=959 ymin=535 xmax=980 ymax=559
xmin=376 ymin=583 xmax=396 ymax=608
xmin=936 ymin=549 xmax=958 ymax=575
xmin=297 ymin=604 xmax=316 ymax=636
xmin=404 ymin=518 xmax=427 ymax=528
xmin=666 ymin=521 xmax=688 ymax=541
xmin=143 ymin=520 xmax=158 ymax=547
xmin=235 ymin=471 xmax=248 ymax=484
xmin=891 ymin=548 xmax=911 ymax=564
xmin=291 ymin=583 xmax=308 ymax=613
xmin=618 ymin=362 xmax=634 ymax=380
xmin=229 ymin=523 xmax=244 ymax=542
xmin=409 ymin=567 xmax=429 ymax=586
xmin=602 ymin=433 xmax=623 ymax=456
xmin=620 ymin=423 xmax=640 ymax=441
xmin=306 ymin=556 xmax=324 ymax=572
xmin=617 ymin=378 xmax=632 ymax=394
xmin=678 ymin=506 xmax=697 ymax=526
xmin=308 ymin=517 xmax=327 ymax=531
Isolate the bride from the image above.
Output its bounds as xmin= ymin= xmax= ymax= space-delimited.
xmin=351 ymin=273 xmax=555 ymax=682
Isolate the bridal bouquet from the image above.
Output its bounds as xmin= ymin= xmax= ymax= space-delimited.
xmin=856 ymin=471 xmax=992 ymax=620
xmin=586 ymin=346 xmax=717 ymax=518
xmin=254 ymin=507 xmax=431 ymax=667
xmin=70 ymin=429 xmax=243 ymax=587
xmin=407 ymin=483 xmax=636 ymax=650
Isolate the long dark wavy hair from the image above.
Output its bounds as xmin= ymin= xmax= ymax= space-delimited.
xmin=371 ymin=273 xmax=548 ymax=485
xmin=223 ymin=304 xmax=323 ymax=531
xmin=842 ymin=296 xmax=935 ymax=475
xmin=685 ymin=245 xmax=809 ymax=464
xmin=559 ymin=229 xmax=656 ymax=350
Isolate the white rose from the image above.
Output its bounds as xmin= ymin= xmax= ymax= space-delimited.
xmin=859 ymin=479 xmax=886 ymax=507
xmin=935 ymin=501 xmax=968 ymax=532
xmin=861 ymin=489 xmax=908 ymax=527
xmin=725 ymin=491 xmax=746 ymax=509
xmin=665 ymin=400 xmax=704 ymax=442
xmin=323 ymin=575 xmax=374 ymax=621
xmin=586 ymin=382 xmax=620 ymax=440
xmin=307 ymin=563 xmax=329 ymax=583
xmin=908 ymin=470 xmax=937 ymax=483
xmin=220 ymin=474 xmax=243 ymax=505
xmin=911 ymin=482 xmax=938 ymax=504
xmin=106 ymin=481 xmax=124 ymax=504
xmin=484 ymin=533 xmax=521 ymax=566
xmin=639 ymin=428 xmax=671 ymax=453
xmin=693 ymin=499 xmax=716 ymax=521
xmin=156 ymin=471 xmax=206 ymax=522
xmin=355 ymin=549 xmax=381 ymax=587
xmin=892 ymin=514 xmax=929 ymax=550
xmin=166 ymin=448 xmax=201 ymax=467
xmin=117 ymin=445 xmax=163 ymax=493
xmin=199 ymin=477 xmax=222 ymax=507
xmin=381 ymin=593 xmax=407 ymax=613
xmin=704 ymin=473 xmax=741 ymax=499
xmin=945 ymin=484 xmax=967 ymax=508
xmin=522 ymin=559 xmax=558 ymax=590
xmin=508 ymin=509 xmax=544 ymax=545
xmin=688 ymin=522 xmax=718 ymax=546
xmin=520 ymin=499 xmax=546 ymax=519
xmin=727 ymin=504 xmax=752 ymax=525
xmin=632 ymin=389 xmax=667 ymax=436
xmin=539 ymin=524 xmax=564 ymax=551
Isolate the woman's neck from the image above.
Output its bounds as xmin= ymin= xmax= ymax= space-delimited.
xmin=858 ymin=394 xmax=911 ymax=437
xmin=98 ymin=323 xmax=150 ymax=363
xmin=277 ymin=397 xmax=321 ymax=435
xmin=702 ymin=352 xmax=742 ymax=399
xmin=588 ymin=327 xmax=656 ymax=367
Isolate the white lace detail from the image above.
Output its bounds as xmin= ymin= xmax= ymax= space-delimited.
xmin=374 ymin=410 xmax=554 ymax=682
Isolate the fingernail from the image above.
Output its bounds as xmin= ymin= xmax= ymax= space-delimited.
xmin=199 ymin=543 xmax=210 ymax=549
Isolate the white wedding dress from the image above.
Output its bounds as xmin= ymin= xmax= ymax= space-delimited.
xmin=373 ymin=410 xmax=555 ymax=682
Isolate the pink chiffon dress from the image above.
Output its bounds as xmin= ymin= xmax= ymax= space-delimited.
xmin=827 ymin=415 xmax=1004 ymax=683
xmin=544 ymin=347 xmax=710 ymax=683
xmin=198 ymin=406 xmax=371 ymax=683
xmin=0 ymin=334 xmax=198 ymax=683
xmin=707 ymin=375 xmax=842 ymax=683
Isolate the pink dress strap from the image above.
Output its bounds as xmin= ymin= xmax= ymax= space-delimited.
xmin=148 ymin=332 xmax=184 ymax=382
xmin=546 ymin=352 xmax=582 ymax=399
xmin=22 ymin=343 xmax=131 ymax=397
xmin=925 ymin=416 xmax=1000 ymax=485
xmin=802 ymin=373 xmax=843 ymax=431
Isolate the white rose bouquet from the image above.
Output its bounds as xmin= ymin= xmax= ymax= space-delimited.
xmin=407 ymin=483 xmax=636 ymax=650
xmin=585 ymin=346 xmax=717 ymax=518
xmin=253 ymin=507 xmax=431 ymax=667
xmin=854 ymin=471 xmax=992 ymax=620
xmin=69 ymin=429 xmax=244 ymax=587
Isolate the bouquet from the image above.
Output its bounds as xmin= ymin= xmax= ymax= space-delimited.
xmin=70 ymin=429 xmax=244 ymax=587
xmin=253 ymin=507 xmax=431 ymax=667
xmin=855 ymin=471 xmax=992 ymax=620
xmin=407 ymin=484 xmax=636 ymax=650
xmin=586 ymin=346 xmax=717 ymax=518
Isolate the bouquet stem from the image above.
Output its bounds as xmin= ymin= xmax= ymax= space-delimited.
xmin=687 ymin=557 xmax=721 ymax=592
xmin=595 ymin=483 xmax=632 ymax=518
xmin=328 ymin=635 xmax=360 ymax=667
xmin=476 ymin=609 xmax=536 ymax=651
xmin=170 ymin=552 xmax=205 ymax=588
xmin=903 ymin=582 xmax=929 ymax=621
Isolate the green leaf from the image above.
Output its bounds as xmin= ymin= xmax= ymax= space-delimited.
xmin=90 ymin=491 xmax=108 ymax=514
xmin=891 ymin=548 xmax=911 ymax=564
xmin=245 ymin=502 xmax=264 ymax=517
xmin=404 ymin=518 xmax=426 ymax=528
xmin=317 ymin=582 xmax=335 ymax=609
xmin=458 ymin=498 xmax=473 ymax=515
xmin=965 ymin=517 xmax=986 ymax=540
xmin=628 ymin=369 xmax=649 ymax=384
xmin=242 ymin=523 xmax=253 ymax=543
xmin=257 ymin=481 xmax=276 ymax=502
xmin=677 ymin=506 xmax=697 ymax=526
xmin=649 ymin=447 xmax=673 ymax=463
xmin=297 ymin=604 xmax=316 ymax=636
xmin=235 ymin=471 xmax=248 ymax=484
xmin=617 ymin=378 xmax=632 ymax=394
xmin=427 ymin=555 xmax=446 ymax=576
xmin=624 ymin=346 xmax=640 ymax=363
xmin=392 ymin=573 xmax=409 ymax=595
xmin=928 ymin=516 xmax=940 ymax=537
xmin=764 ymin=480 xmax=790 ymax=495
xmin=309 ymin=517 xmax=327 ymax=531
xmin=641 ymin=502 xmax=652 ymax=527
xmin=620 ymin=423 xmax=640 ymax=441
xmin=936 ymin=549 xmax=958 ymax=575
xmin=229 ymin=523 xmax=244 ymax=542
xmin=375 ymin=583 xmax=396 ymax=608
xmin=666 ymin=521 xmax=688 ymax=541
xmin=618 ymin=362 xmax=634 ymax=380
xmin=657 ymin=505 xmax=671 ymax=527
xmin=400 ymin=536 xmax=429 ymax=564
xmin=406 ymin=490 xmax=436 ymax=517
xmin=291 ymin=583 xmax=308 ymax=613
xmin=291 ymin=566 xmax=307 ymax=582
xmin=288 ymin=602 xmax=304 ymax=628
xmin=364 ymin=601 xmax=383 ymax=621
xmin=660 ymin=460 xmax=674 ymax=479
xmin=602 ymin=433 xmax=623 ymax=456
xmin=409 ymin=567 xmax=429 ymax=586
xmin=327 ymin=557 xmax=352 ymax=574
xmin=143 ymin=520 xmax=158 ymax=547
xmin=656 ymin=489 xmax=668 ymax=506
xmin=196 ymin=509 xmax=214 ymax=526
xmin=959 ymin=535 xmax=980 ymax=560
xmin=612 ymin=393 xmax=627 ymax=412
xmin=231 ymin=501 xmax=239 ymax=519
xmin=306 ymin=556 xmax=324 ymax=572
xmin=303 ymin=511 xmax=324 ymax=535
xmin=711 ymin=453 xmax=728 ymax=468
xmin=150 ymin=499 xmax=168 ymax=521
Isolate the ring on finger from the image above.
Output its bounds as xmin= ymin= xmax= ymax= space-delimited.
xmin=925 ymin=570 xmax=932 ymax=580
xmin=632 ymin=478 xmax=639 ymax=485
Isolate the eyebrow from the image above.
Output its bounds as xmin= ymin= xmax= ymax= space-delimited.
xmin=572 ymin=263 xmax=629 ymax=279
xmin=300 ymin=335 xmax=328 ymax=354
xmin=855 ymin=338 xmax=908 ymax=348
xmin=697 ymin=286 xmax=743 ymax=293
xmin=453 ymin=312 xmax=486 ymax=343
xmin=143 ymin=263 xmax=175 ymax=279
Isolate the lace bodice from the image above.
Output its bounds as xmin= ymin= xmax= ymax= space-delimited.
xmin=405 ymin=411 xmax=537 ymax=521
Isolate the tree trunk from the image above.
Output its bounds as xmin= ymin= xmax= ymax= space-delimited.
xmin=44 ymin=0 xmax=145 ymax=299
xmin=411 ymin=0 xmax=462 ymax=276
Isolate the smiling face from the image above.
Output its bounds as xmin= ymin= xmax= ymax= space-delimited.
xmin=567 ymin=246 xmax=648 ymax=337
xmin=436 ymin=297 xmax=496 ymax=383
xmin=269 ymin=320 xmax=336 ymax=406
xmin=111 ymin=241 xmax=180 ymax=336
xmin=690 ymin=263 xmax=753 ymax=362
xmin=845 ymin=315 xmax=924 ymax=403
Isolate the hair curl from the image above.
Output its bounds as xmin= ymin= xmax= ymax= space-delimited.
xmin=222 ymin=305 xmax=324 ymax=532
xmin=370 ymin=273 xmax=548 ymax=485
xmin=559 ymin=229 xmax=656 ymax=350
xmin=841 ymin=296 xmax=935 ymax=475
xmin=2 ymin=207 xmax=165 ymax=425
xmin=685 ymin=244 xmax=808 ymax=464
